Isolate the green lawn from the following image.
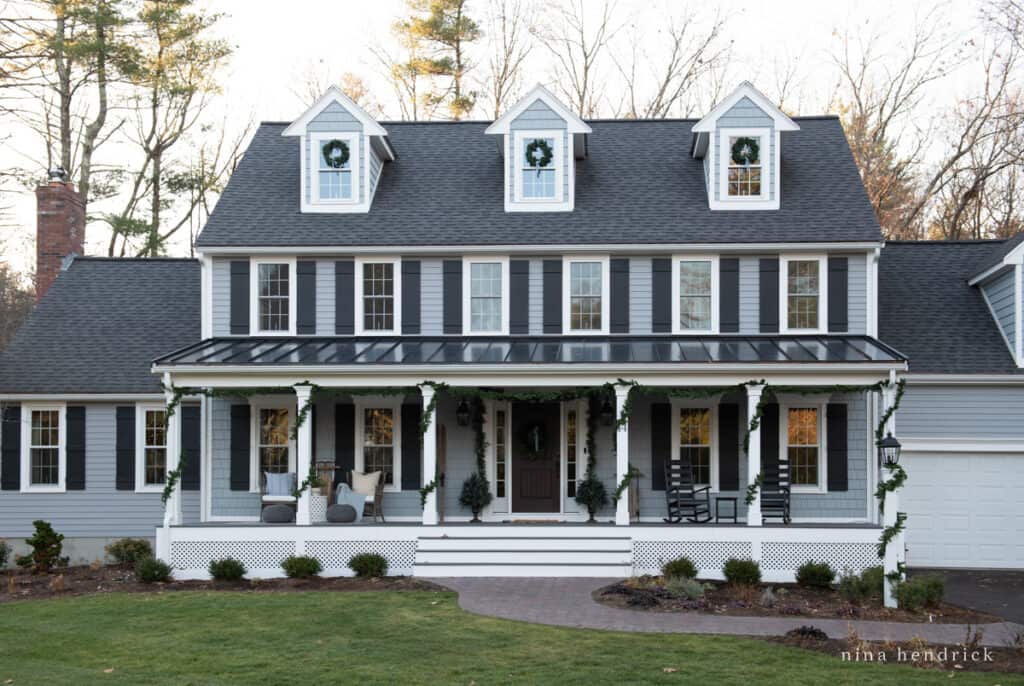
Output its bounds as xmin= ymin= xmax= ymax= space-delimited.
xmin=0 ymin=591 xmax=1020 ymax=685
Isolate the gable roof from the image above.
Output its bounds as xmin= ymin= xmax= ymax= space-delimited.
xmin=879 ymin=240 xmax=1022 ymax=375
xmin=485 ymin=83 xmax=592 ymax=135
xmin=195 ymin=116 xmax=881 ymax=248
xmin=0 ymin=258 xmax=200 ymax=394
xmin=968 ymin=231 xmax=1024 ymax=284
xmin=691 ymin=81 xmax=800 ymax=133
xmin=281 ymin=85 xmax=389 ymax=138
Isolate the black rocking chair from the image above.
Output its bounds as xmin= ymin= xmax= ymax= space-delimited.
xmin=760 ymin=462 xmax=791 ymax=524
xmin=663 ymin=456 xmax=712 ymax=524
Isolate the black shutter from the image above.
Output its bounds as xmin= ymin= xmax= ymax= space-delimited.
xmin=401 ymin=403 xmax=422 ymax=491
xmin=827 ymin=403 xmax=849 ymax=492
xmin=652 ymin=258 xmax=671 ymax=333
xmin=402 ymin=260 xmax=421 ymax=334
xmin=443 ymin=260 xmax=462 ymax=334
xmin=542 ymin=259 xmax=562 ymax=334
xmin=759 ymin=258 xmax=779 ymax=333
xmin=760 ymin=403 xmax=780 ymax=473
xmin=115 ymin=406 xmax=135 ymax=490
xmin=1 ymin=406 xmax=20 ymax=490
xmin=181 ymin=405 xmax=201 ymax=491
xmin=650 ymin=402 xmax=671 ymax=491
xmin=828 ymin=257 xmax=849 ymax=333
xmin=229 ymin=404 xmax=250 ymax=491
xmin=718 ymin=403 xmax=740 ymax=491
xmin=66 ymin=406 xmax=86 ymax=490
xmin=720 ymin=258 xmax=740 ymax=333
xmin=335 ymin=260 xmax=355 ymax=335
xmin=229 ymin=261 xmax=250 ymax=335
xmin=296 ymin=260 xmax=317 ymax=335
xmin=610 ymin=258 xmax=630 ymax=333
xmin=510 ymin=259 xmax=530 ymax=334
xmin=334 ymin=403 xmax=355 ymax=484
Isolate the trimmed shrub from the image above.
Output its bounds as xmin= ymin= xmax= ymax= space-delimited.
xmin=795 ymin=560 xmax=836 ymax=589
xmin=661 ymin=556 xmax=697 ymax=580
xmin=105 ymin=538 xmax=153 ymax=567
xmin=282 ymin=555 xmax=322 ymax=579
xmin=665 ymin=576 xmax=707 ymax=600
xmin=0 ymin=539 xmax=9 ymax=568
xmin=723 ymin=557 xmax=761 ymax=586
xmin=837 ymin=566 xmax=885 ymax=604
xmin=894 ymin=575 xmax=944 ymax=611
xmin=348 ymin=552 xmax=388 ymax=578
xmin=15 ymin=520 xmax=67 ymax=574
xmin=208 ymin=558 xmax=247 ymax=582
xmin=135 ymin=557 xmax=172 ymax=583
xmin=860 ymin=566 xmax=884 ymax=596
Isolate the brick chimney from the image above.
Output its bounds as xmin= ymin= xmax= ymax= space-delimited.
xmin=35 ymin=168 xmax=85 ymax=301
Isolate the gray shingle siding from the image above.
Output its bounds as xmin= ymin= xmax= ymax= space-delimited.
xmin=421 ymin=259 xmax=444 ymax=336
xmin=507 ymin=102 xmax=570 ymax=205
xmin=713 ymin=96 xmax=776 ymax=203
xmin=848 ymin=253 xmax=867 ymax=333
xmin=739 ymin=256 xmax=763 ymax=334
xmin=212 ymin=258 xmax=231 ymax=336
xmin=315 ymin=259 xmax=335 ymax=335
xmin=899 ymin=385 xmax=1024 ymax=439
xmin=0 ymin=403 xmax=200 ymax=538
xmin=304 ymin=101 xmax=364 ymax=205
xmin=982 ymin=268 xmax=1016 ymax=352
xmin=528 ymin=258 xmax=544 ymax=335
xmin=629 ymin=258 xmax=653 ymax=334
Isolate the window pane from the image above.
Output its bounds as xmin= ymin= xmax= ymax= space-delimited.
xmin=145 ymin=447 xmax=167 ymax=485
xmin=31 ymin=448 xmax=59 ymax=485
xmin=470 ymin=262 xmax=502 ymax=332
xmin=680 ymin=408 xmax=711 ymax=485
xmin=727 ymin=136 xmax=762 ymax=197
xmin=566 ymin=410 xmax=577 ymax=498
xmin=521 ymin=137 xmax=556 ymax=199
xmin=787 ymin=408 xmax=819 ymax=486
xmin=318 ymin=170 xmax=352 ymax=200
xmin=259 ymin=408 xmax=290 ymax=475
xmin=786 ymin=261 xmax=819 ymax=329
xmin=570 ymin=262 xmax=603 ymax=330
xmin=362 ymin=263 xmax=395 ymax=331
xmin=679 ymin=261 xmax=712 ymax=330
xmin=258 ymin=263 xmax=290 ymax=331
xmin=363 ymin=408 xmax=394 ymax=485
xmin=495 ymin=410 xmax=507 ymax=498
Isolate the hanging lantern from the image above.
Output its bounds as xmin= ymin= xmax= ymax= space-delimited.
xmin=877 ymin=432 xmax=902 ymax=467
xmin=456 ymin=399 xmax=471 ymax=427
xmin=600 ymin=396 xmax=615 ymax=427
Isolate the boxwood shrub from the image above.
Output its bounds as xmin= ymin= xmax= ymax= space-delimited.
xmin=281 ymin=555 xmax=322 ymax=578
xmin=208 ymin=557 xmax=247 ymax=582
xmin=661 ymin=556 xmax=697 ymax=580
xmin=106 ymin=538 xmax=153 ymax=567
xmin=135 ymin=557 xmax=172 ymax=583
xmin=348 ymin=552 xmax=388 ymax=578
xmin=722 ymin=557 xmax=761 ymax=586
xmin=795 ymin=560 xmax=836 ymax=589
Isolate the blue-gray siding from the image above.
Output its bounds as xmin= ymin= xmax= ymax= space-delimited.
xmin=629 ymin=258 xmax=653 ymax=334
xmin=212 ymin=258 xmax=230 ymax=336
xmin=0 ymin=403 xmax=200 ymax=538
xmin=304 ymin=101 xmax=364 ymax=206
xmin=316 ymin=260 xmax=334 ymax=335
xmin=714 ymin=96 xmax=775 ymax=202
xmin=982 ymin=269 xmax=1016 ymax=352
xmin=899 ymin=385 xmax=1024 ymax=439
xmin=368 ymin=144 xmax=384 ymax=199
xmin=421 ymin=259 xmax=443 ymax=336
xmin=508 ymin=100 xmax=570 ymax=204
xmin=528 ymin=258 xmax=544 ymax=335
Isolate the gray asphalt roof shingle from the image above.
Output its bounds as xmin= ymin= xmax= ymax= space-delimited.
xmin=195 ymin=116 xmax=883 ymax=248
xmin=969 ymin=231 xmax=1024 ymax=278
xmin=0 ymin=258 xmax=200 ymax=394
xmin=879 ymin=240 xmax=1022 ymax=375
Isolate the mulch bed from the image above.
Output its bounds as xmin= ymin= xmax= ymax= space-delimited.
xmin=1 ymin=564 xmax=444 ymax=603
xmin=766 ymin=625 xmax=1024 ymax=674
xmin=594 ymin=577 xmax=1002 ymax=624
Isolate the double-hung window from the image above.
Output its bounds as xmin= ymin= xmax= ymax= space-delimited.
xmin=464 ymin=258 xmax=508 ymax=334
xmin=136 ymin=406 xmax=168 ymax=492
xmin=678 ymin=406 xmax=713 ymax=487
xmin=356 ymin=259 xmax=400 ymax=334
xmin=251 ymin=404 xmax=293 ymax=492
xmin=356 ymin=400 xmax=401 ymax=490
xmin=725 ymin=132 xmax=764 ymax=198
xmin=252 ymin=259 xmax=296 ymax=334
xmin=517 ymin=133 xmax=559 ymax=201
xmin=564 ymin=257 xmax=609 ymax=333
xmin=784 ymin=406 xmax=824 ymax=490
xmin=21 ymin=405 xmax=65 ymax=491
xmin=781 ymin=256 xmax=827 ymax=332
xmin=673 ymin=257 xmax=718 ymax=333
xmin=313 ymin=134 xmax=358 ymax=203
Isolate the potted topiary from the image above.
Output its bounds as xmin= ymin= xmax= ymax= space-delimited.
xmin=574 ymin=472 xmax=608 ymax=523
xmin=458 ymin=471 xmax=493 ymax=522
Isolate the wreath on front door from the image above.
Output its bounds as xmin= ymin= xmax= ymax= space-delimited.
xmin=321 ymin=139 xmax=350 ymax=168
xmin=524 ymin=138 xmax=553 ymax=174
xmin=730 ymin=136 xmax=759 ymax=165
xmin=521 ymin=423 xmax=547 ymax=461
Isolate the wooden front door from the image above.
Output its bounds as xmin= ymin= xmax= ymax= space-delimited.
xmin=511 ymin=402 xmax=561 ymax=513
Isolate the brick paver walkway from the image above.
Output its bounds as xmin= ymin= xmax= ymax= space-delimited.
xmin=430 ymin=577 xmax=1024 ymax=647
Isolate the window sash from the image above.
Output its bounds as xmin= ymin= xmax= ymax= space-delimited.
xmin=786 ymin=260 xmax=820 ymax=330
xmin=521 ymin=137 xmax=557 ymax=199
xmin=318 ymin=169 xmax=352 ymax=200
xmin=679 ymin=408 xmax=711 ymax=485
xmin=29 ymin=410 xmax=60 ymax=486
xmin=257 ymin=263 xmax=290 ymax=332
xmin=679 ymin=260 xmax=713 ymax=330
xmin=362 ymin=263 xmax=395 ymax=331
xmin=258 ymin=408 xmax=290 ymax=475
xmin=726 ymin=135 xmax=762 ymax=197
xmin=363 ymin=408 xmax=395 ymax=486
xmin=566 ymin=409 xmax=577 ymax=498
xmin=786 ymin=408 xmax=820 ymax=486
xmin=569 ymin=262 xmax=603 ymax=331
xmin=469 ymin=262 xmax=503 ymax=332
xmin=143 ymin=409 xmax=168 ymax=486
xmin=495 ymin=409 xmax=507 ymax=498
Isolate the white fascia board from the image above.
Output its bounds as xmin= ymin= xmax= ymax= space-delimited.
xmin=485 ymin=83 xmax=592 ymax=135
xmin=691 ymin=81 xmax=800 ymax=133
xmin=900 ymin=437 xmax=1024 ymax=453
xmin=281 ymin=85 xmax=388 ymax=138
xmin=0 ymin=393 xmax=166 ymax=401
xmin=968 ymin=242 xmax=1024 ymax=286
xmin=903 ymin=373 xmax=1024 ymax=385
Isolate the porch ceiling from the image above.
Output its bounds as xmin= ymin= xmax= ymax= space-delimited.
xmin=155 ymin=335 xmax=905 ymax=370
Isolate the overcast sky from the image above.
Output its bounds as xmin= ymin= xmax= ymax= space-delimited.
xmin=0 ymin=0 xmax=983 ymax=274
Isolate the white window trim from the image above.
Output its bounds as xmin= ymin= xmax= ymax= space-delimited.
xmin=562 ymin=399 xmax=585 ymax=508
xmin=135 ymin=404 xmax=169 ymax=494
xmin=20 ymin=403 xmax=66 ymax=493
xmin=250 ymin=257 xmax=297 ymax=336
xmin=462 ymin=256 xmax=510 ymax=335
xmin=354 ymin=397 xmax=402 ymax=493
xmin=562 ymin=255 xmax=610 ymax=335
xmin=310 ymin=132 xmax=360 ymax=206
xmin=710 ymin=127 xmax=780 ymax=211
xmin=718 ymin=127 xmax=769 ymax=202
xmin=779 ymin=254 xmax=829 ymax=334
xmin=354 ymin=256 xmax=402 ymax=336
xmin=513 ymin=130 xmax=565 ymax=204
xmin=778 ymin=398 xmax=828 ymax=494
xmin=671 ymin=400 xmax=719 ymax=492
xmin=672 ymin=255 xmax=720 ymax=334
xmin=249 ymin=399 xmax=297 ymax=493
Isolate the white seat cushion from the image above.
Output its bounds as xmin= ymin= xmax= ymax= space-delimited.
xmin=265 ymin=471 xmax=296 ymax=497
xmin=351 ymin=470 xmax=381 ymax=497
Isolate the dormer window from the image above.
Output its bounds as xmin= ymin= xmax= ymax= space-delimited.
xmin=518 ymin=134 xmax=559 ymax=201
xmin=316 ymin=136 xmax=355 ymax=201
xmin=727 ymin=134 xmax=762 ymax=197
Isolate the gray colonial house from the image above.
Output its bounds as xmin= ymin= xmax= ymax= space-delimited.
xmin=1 ymin=82 xmax=1022 ymax=587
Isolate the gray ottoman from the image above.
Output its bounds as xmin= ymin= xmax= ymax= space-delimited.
xmin=262 ymin=504 xmax=295 ymax=523
xmin=326 ymin=504 xmax=357 ymax=523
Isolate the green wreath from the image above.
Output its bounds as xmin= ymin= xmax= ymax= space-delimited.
xmin=321 ymin=139 xmax=350 ymax=168
xmin=524 ymin=138 xmax=553 ymax=170
xmin=730 ymin=136 xmax=760 ymax=165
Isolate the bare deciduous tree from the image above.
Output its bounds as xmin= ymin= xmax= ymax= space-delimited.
xmin=482 ymin=0 xmax=532 ymax=119
xmin=292 ymin=60 xmax=383 ymax=115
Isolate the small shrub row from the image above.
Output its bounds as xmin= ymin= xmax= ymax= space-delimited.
xmin=837 ymin=566 xmax=885 ymax=604
xmin=106 ymin=538 xmax=153 ymax=567
xmin=209 ymin=558 xmax=247 ymax=581
xmin=660 ymin=556 xmax=697 ymax=580
xmin=135 ymin=557 xmax=172 ymax=583
xmin=894 ymin=574 xmax=944 ymax=611
xmin=795 ymin=560 xmax=836 ymax=589
xmin=723 ymin=557 xmax=762 ymax=585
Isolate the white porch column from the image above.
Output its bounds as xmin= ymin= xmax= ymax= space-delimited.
xmin=294 ymin=384 xmax=313 ymax=526
xmin=745 ymin=384 xmax=764 ymax=527
xmin=881 ymin=382 xmax=902 ymax=608
xmin=614 ymin=385 xmax=631 ymax=526
xmin=162 ymin=385 xmax=183 ymax=527
xmin=421 ymin=385 xmax=439 ymax=525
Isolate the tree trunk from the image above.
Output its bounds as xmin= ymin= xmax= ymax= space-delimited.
xmin=78 ymin=8 xmax=110 ymax=210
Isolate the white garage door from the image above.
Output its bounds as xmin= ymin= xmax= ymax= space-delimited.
xmin=901 ymin=451 xmax=1024 ymax=569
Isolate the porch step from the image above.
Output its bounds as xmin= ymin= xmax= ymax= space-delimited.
xmin=413 ymin=534 xmax=633 ymax=577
